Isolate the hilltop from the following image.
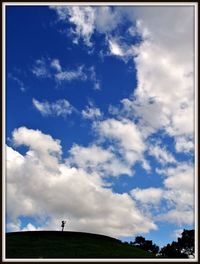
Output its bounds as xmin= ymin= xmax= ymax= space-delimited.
xmin=6 ymin=231 xmax=155 ymax=258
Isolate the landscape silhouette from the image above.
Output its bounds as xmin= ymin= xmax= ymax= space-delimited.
xmin=6 ymin=228 xmax=194 ymax=259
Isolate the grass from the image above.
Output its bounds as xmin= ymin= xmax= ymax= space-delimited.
xmin=6 ymin=231 xmax=155 ymax=259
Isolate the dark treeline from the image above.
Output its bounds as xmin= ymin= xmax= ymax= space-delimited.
xmin=126 ymin=229 xmax=194 ymax=258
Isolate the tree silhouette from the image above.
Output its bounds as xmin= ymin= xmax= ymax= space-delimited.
xmin=160 ymin=229 xmax=194 ymax=258
xmin=131 ymin=236 xmax=159 ymax=254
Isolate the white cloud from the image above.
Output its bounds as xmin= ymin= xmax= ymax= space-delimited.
xmin=68 ymin=144 xmax=132 ymax=177
xmin=130 ymin=188 xmax=163 ymax=205
xmin=81 ymin=102 xmax=102 ymax=120
xmin=52 ymin=63 xmax=99 ymax=87
xmin=22 ymin=223 xmax=42 ymax=231
xmin=175 ymin=136 xmax=194 ymax=153
xmin=32 ymin=98 xmax=51 ymax=116
xmin=173 ymin=229 xmax=183 ymax=239
xmin=99 ymin=7 xmax=194 ymax=150
xmin=51 ymin=6 xmax=95 ymax=47
xmin=127 ymin=7 xmax=193 ymax=140
xmin=7 ymin=5 xmax=195 ymax=236
xmin=6 ymin=127 xmax=156 ymax=237
xmin=32 ymin=57 xmax=101 ymax=90
xmin=164 ymin=189 xmax=193 ymax=211
xmin=88 ymin=66 xmax=101 ymax=90
xmin=6 ymin=220 xmax=21 ymax=232
xmin=8 ymin=73 xmax=26 ymax=92
xmin=55 ymin=65 xmax=87 ymax=82
xmin=94 ymin=118 xmax=145 ymax=165
xmin=32 ymin=58 xmax=88 ymax=84
xmin=33 ymin=98 xmax=74 ymax=117
xmin=49 ymin=6 xmax=69 ymax=20
xmin=108 ymin=39 xmax=124 ymax=57
xmin=121 ymin=98 xmax=171 ymax=136
xmin=141 ymin=159 xmax=151 ymax=172
xmin=156 ymin=210 xmax=194 ymax=226
xmin=131 ymin=162 xmax=194 ymax=225
xmin=162 ymin=164 xmax=194 ymax=192
xmin=32 ymin=59 xmax=50 ymax=78
xmin=51 ymin=59 xmax=62 ymax=72
xmin=51 ymin=6 xmax=122 ymax=47
xmin=12 ymin=127 xmax=61 ymax=155
xmin=94 ymin=6 xmax=122 ymax=34
xmin=125 ymin=40 xmax=194 ymax=138
xmin=130 ymin=6 xmax=194 ymax=67
xmin=12 ymin=127 xmax=62 ymax=173
xmin=149 ymin=145 xmax=176 ymax=165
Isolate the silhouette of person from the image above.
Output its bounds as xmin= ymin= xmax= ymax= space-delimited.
xmin=61 ymin=220 xmax=66 ymax=231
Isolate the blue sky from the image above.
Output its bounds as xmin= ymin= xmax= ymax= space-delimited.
xmin=6 ymin=5 xmax=195 ymax=248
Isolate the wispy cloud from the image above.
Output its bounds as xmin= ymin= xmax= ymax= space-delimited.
xmin=108 ymin=39 xmax=124 ymax=57
xmin=50 ymin=6 xmax=95 ymax=47
xmin=32 ymin=98 xmax=75 ymax=117
xmin=32 ymin=58 xmax=100 ymax=89
xmin=50 ymin=6 xmax=122 ymax=47
xmin=50 ymin=58 xmax=62 ymax=72
xmin=55 ymin=65 xmax=87 ymax=82
xmin=32 ymin=58 xmax=50 ymax=78
xmin=8 ymin=73 xmax=26 ymax=92
xmin=88 ymin=66 xmax=101 ymax=90
xmin=81 ymin=101 xmax=102 ymax=120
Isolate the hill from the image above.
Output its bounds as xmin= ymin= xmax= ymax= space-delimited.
xmin=6 ymin=231 xmax=155 ymax=258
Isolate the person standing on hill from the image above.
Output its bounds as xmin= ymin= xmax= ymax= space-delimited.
xmin=61 ymin=220 xmax=66 ymax=231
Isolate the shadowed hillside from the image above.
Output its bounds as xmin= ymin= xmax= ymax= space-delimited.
xmin=6 ymin=231 xmax=155 ymax=258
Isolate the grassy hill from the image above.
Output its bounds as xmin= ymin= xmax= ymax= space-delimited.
xmin=6 ymin=231 xmax=155 ymax=259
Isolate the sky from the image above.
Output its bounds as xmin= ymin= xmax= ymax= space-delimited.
xmin=5 ymin=4 xmax=195 ymax=248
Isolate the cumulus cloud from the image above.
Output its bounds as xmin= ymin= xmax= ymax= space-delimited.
xmin=94 ymin=6 xmax=122 ymax=33
xmin=97 ymin=7 xmax=194 ymax=154
xmin=68 ymin=144 xmax=132 ymax=177
xmin=129 ymin=6 xmax=194 ymax=66
xmin=21 ymin=223 xmax=42 ymax=231
xmin=7 ymin=5 xmax=195 ymax=237
xmin=121 ymin=39 xmax=194 ymax=138
xmin=6 ymin=127 xmax=156 ymax=237
xmin=175 ymin=136 xmax=194 ymax=153
xmin=33 ymin=98 xmax=75 ymax=117
xmin=12 ymin=127 xmax=62 ymax=172
xmin=161 ymin=163 xmax=194 ymax=192
xmin=94 ymin=118 xmax=146 ymax=165
xmin=131 ymin=163 xmax=194 ymax=225
xmin=131 ymin=188 xmax=163 ymax=205
xmin=156 ymin=210 xmax=194 ymax=226
xmin=149 ymin=145 xmax=176 ymax=165
xmin=123 ymin=7 xmax=194 ymax=143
